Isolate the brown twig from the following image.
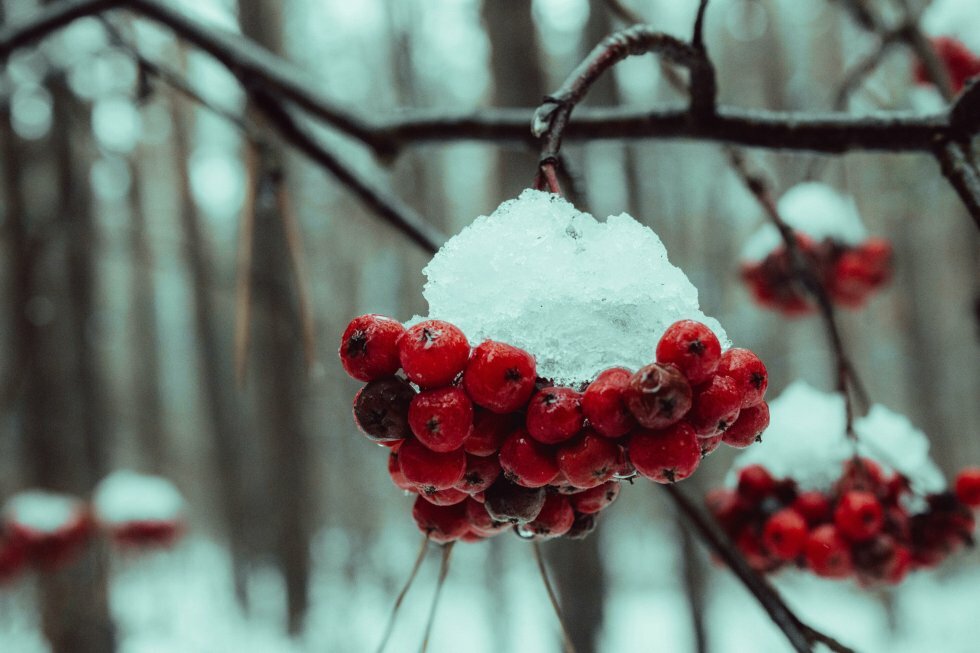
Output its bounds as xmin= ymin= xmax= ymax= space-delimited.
xmin=935 ymin=141 xmax=980 ymax=231
xmin=532 ymin=542 xmax=577 ymax=653
xmin=374 ymin=536 xmax=429 ymax=653
xmin=234 ymin=144 xmax=259 ymax=385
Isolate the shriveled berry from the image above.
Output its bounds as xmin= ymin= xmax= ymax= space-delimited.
xmin=465 ymin=497 xmax=510 ymax=536
xmin=499 ymin=430 xmax=560 ymax=488
xmin=412 ymin=496 xmax=469 ymax=543
xmin=804 ymin=524 xmax=853 ymax=578
xmin=565 ymin=512 xmax=597 ymax=540
xmin=569 ymin=481 xmax=620 ymax=514
xmin=522 ymin=494 xmax=574 ymax=539
xmin=687 ymin=375 xmax=742 ymax=437
xmin=736 ymin=465 xmax=776 ymax=502
xmin=419 ymin=487 xmax=468 ymax=506
xmin=762 ymin=508 xmax=808 ymax=561
xmin=397 ymin=438 xmax=466 ymax=492
xmin=387 ymin=450 xmax=416 ymax=493
xmin=463 ymin=340 xmax=536 ymax=413
xmin=454 ymin=454 xmax=501 ymax=495
xmin=716 ymin=349 xmax=768 ymax=408
xmin=352 ymin=377 xmax=415 ymax=443
xmin=526 ymin=387 xmax=584 ymax=444
xmin=408 ymin=387 xmax=473 ymax=453
xmin=625 ymin=363 xmax=692 ymax=430
xmin=792 ymin=491 xmax=833 ymax=525
xmin=835 ymin=491 xmax=884 ymax=542
xmin=628 ymin=422 xmax=700 ymax=484
xmin=954 ymin=467 xmax=980 ymax=508
xmin=339 ymin=314 xmax=404 ymax=382
xmin=483 ymin=479 xmax=546 ymax=523
xmin=399 ymin=320 xmax=470 ymax=388
xmin=557 ymin=432 xmax=620 ymax=489
xmin=722 ymin=402 xmax=770 ymax=448
xmin=582 ymin=367 xmax=636 ymax=438
xmin=463 ymin=410 xmax=515 ymax=457
xmin=656 ymin=320 xmax=722 ymax=385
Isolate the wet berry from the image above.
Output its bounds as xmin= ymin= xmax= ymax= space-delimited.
xmin=582 ymin=367 xmax=636 ymax=438
xmin=454 ymin=454 xmax=502 ymax=495
xmin=655 ymin=320 xmax=721 ymax=385
xmin=397 ymin=438 xmax=466 ymax=492
xmin=628 ymin=422 xmax=700 ymax=484
xmin=526 ymin=387 xmax=584 ymax=444
xmin=722 ymin=402 xmax=770 ymax=448
xmin=408 ymin=387 xmax=473 ymax=453
xmin=499 ymin=430 xmax=560 ymax=488
xmin=399 ymin=320 xmax=470 ymax=388
xmin=522 ymin=494 xmax=574 ymax=539
xmin=556 ymin=432 xmax=620 ymax=489
xmin=625 ymin=363 xmax=692 ymax=430
xmin=569 ymin=481 xmax=620 ymax=514
xmin=687 ymin=375 xmax=742 ymax=437
xmin=412 ymin=496 xmax=469 ymax=543
xmin=339 ymin=314 xmax=404 ymax=382
xmin=463 ymin=340 xmax=536 ymax=413
xmin=716 ymin=349 xmax=768 ymax=408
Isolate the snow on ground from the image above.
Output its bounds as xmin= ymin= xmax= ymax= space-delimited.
xmin=92 ymin=471 xmax=185 ymax=525
xmin=412 ymin=189 xmax=727 ymax=385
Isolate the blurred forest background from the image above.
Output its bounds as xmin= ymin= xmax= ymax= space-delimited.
xmin=0 ymin=0 xmax=978 ymax=651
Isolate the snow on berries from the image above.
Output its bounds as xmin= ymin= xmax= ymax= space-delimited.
xmin=739 ymin=183 xmax=893 ymax=315
xmin=91 ymin=471 xmax=186 ymax=550
xmin=709 ymin=383 xmax=980 ymax=585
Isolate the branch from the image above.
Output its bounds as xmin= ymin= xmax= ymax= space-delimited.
xmin=935 ymin=141 xmax=980 ymax=231
xmin=663 ymin=484 xmax=856 ymax=653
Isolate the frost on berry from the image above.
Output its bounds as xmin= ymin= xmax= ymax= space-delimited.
xmin=525 ymin=387 xmax=584 ymax=445
xmin=339 ymin=314 xmax=405 ymax=382
xmin=352 ymin=377 xmax=416 ymax=443
xmin=625 ymin=363 xmax=692 ymax=430
xmin=655 ymin=320 xmax=721 ymax=385
xmin=398 ymin=319 xmax=470 ymax=388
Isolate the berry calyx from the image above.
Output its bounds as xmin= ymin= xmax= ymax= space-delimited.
xmin=352 ymin=377 xmax=416 ymax=443
xmin=625 ymin=363 xmax=692 ymax=430
xmin=556 ymin=432 xmax=620 ymax=489
xmin=397 ymin=438 xmax=467 ymax=492
xmin=483 ymin=479 xmax=546 ymax=523
xmin=408 ymin=387 xmax=473 ymax=453
xmin=655 ymin=320 xmax=721 ymax=385
xmin=499 ymin=430 xmax=560 ymax=488
xmin=834 ymin=491 xmax=884 ymax=542
xmin=526 ymin=387 xmax=585 ymax=444
xmin=582 ymin=367 xmax=636 ymax=438
xmin=419 ymin=487 xmax=469 ymax=506
xmin=339 ymin=314 xmax=405 ymax=382
xmin=399 ymin=320 xmax=470 ymax=388
xmin=762 ymin=508 xmax=808 ymax=561
xmin=686 ymin=375 xmax=743 ymax=437
xmin=454 ymin=454 xmax=502 ymax=495
xmin=463 ymin=340 xmax=537 ymax=413
xmin=627 ymin=422 xmax=700 ymax=484
xmin=716 ymin=349 xmax=768 ymax=408
xmin=722 ymin=402 xmax=770 ymax=449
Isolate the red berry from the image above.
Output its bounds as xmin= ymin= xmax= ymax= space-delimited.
xmin=454 ymin=454 xmax=502 ymax=495
xmin=465 ymin=498 xmax=510 ymax=537
xmin=565 ymin=512 xmax=597 ymax=540
xmin=655 ymin=320 xmax=722 ymax=385
xmin=628 ymin=422 xmax=701 ymax=484
xmin=914 ymin=36 xmax=980 ymax=92
xmin=582 ymin=367 xmax=636 ymax=438
xmin=835 ymin=491 xmax=884 ymax=542
xmin=399 ymin=320 xmax=470 ymax=388
xmin=387 ymin=450 xmax=416 ymax=492
xmin=412 ymin=496 xmax=469 ymax=543
xmin=0 ymin=536 xmax=26 ymax=583
xmin=557 ymin=432 xmax=620 ymax=489
xmin=625 ymin=363 xmax=692 ymax=430
xmin=483 ymin=479 xmax=546 ymax=523
xmin=339 ymin=314 xmax=405 ymax=382
xmin=499 ymin=430 xmax=560 ymax=488
xmin=722 ymin=403 xmax=770 ymax=448
xmin=397 ymin=438 xmax=466 ymax=492
xmin=804 ymin=524 xmax=854 ymax=578
xmin=419 ymin=487 xmax=469 ymax=506
xmin=699 ymin=433 xmax=723 ymax=457
xmin=836 ymin=458 xmax=886 ymax=495
xmin=954 ymin=467 xmax=980 ymax=508
xmin=705 ymin=488 xmax=750 ymax=532
xmin=735 ymin=528 xmax=779 ymax=572
xmin=736 ymin=465 xmax=776 ymax=502
xmin=717 ymin=349 xmax=768 ymax=408
xmin=762 ymin=508 xmax=808 ymax=561
xmin=352 ymin=377 xmax=416 ymax=443
xmin=687 ymin=375 xmax=742 ymax=437
xmin=408 ymin=387 xmax=473 ymax=453
xmin=462 ymin=340 xmax=536 ymax=413
xmin=463 ymin=410 xmax=515 ymax=457
xmin=569 ymin=481 xmax=620 ymax=514
xmin=792 ymin=491 xmax=833 ymax=525
xmin=526 ymin=387 xmax=584 ymax=444
xmin=522 ymin=494 xmax=574 ymax=539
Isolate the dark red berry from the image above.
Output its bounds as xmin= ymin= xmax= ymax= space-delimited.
xmin=463 ymin=410 xmax=515 ymax=457
xmin=565 ymin=512 xmax=597 ymax=540
xmin=914 ymin=36 xmax=980 ymax=93
xmin=835 ymin=491 xmax=884 ymax=542
xmin=582 ymin=367 xmax=636 ymax=438
xmin=625 ymin=363 xmax=692 ymax=430
xmin=465 ymin=498 xmax=510 ymax=536
xmin=736 ymin=465 xmax=776 ymax=502
xmin=526 ymin=387 xmax=584 ymax=444
xmin=628 ymin=422 xmax=700 ymax=484
xmin=419 ymin=487 xmax=469 ymax=506
xmin=408 ymin=387 xmax=473 ymax=453
xmin=716 ymin=349 xmax=768 ymax=408
xmin=483 ymin=479 xmax=546 ymax=523
xmin=499 ymin=430 xmax=560 ymax=488
xmin=352 ymin=377 xmax=415 ymax=443
xmin=792 ymin=491 xmax=833 ymax=525
xmin=412 ymin=496 xmax=469 ymax=543
xmin=462 ymin=340 xmax=536 ymax=413
xmin=397 ymin=438 xmax=466 ymax=492
xmin=454 ymin=454 xmax=502 ymax=495
xmin=522 ymin=494 xmax=574 ymax=539
xmin=804 ymin=524 xmax=854 ymax=578
xmin=399 ymin=320 xmax=470 ymax=388
xmin=339 ymin=314 xmax=405 ymax=382
xmin=556 ymin=432 xmax=620 ymax=489
xmin=387 ymin=450 xmax=416 ymax=492
xmin=687 ymin=375 xmax=742 ymax=437
xmin=762 ymin=508 xmax=808 ymax=561
xmin=735 ymin=527 xmax=779 ymax=572
xmin=655 ymin=320 xmax=722 ymax=385
xmin=569 ymin=481 xmax=620 ymax=514
xmin=722 ymin=402 xmax=770 ymax=448
xmin=954 ymin=467 xmax=980 ymax=508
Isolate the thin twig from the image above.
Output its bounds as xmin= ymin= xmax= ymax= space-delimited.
xmin=532 ymin=542 xmax=577 ymax=653
xmin=374 ymin=536 xmax=429 ymax=653
xmin=234 ymin=144 xmax=259 ymax=385
xmin=419 ymin=542 xmax=454 ymax=653
xmin=935 ymin=141 xmax=980 ymax=231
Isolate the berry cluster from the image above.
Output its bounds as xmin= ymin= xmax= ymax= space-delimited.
xmin=914 ymin=36 xmax=980 ymax=94
xmin=341 ymin=314 xmax=770 ymax=544
xmin=707 ymin=461 xmax=980 ymax=586
xmin=741 ymin=235 xmax=892 ymax=315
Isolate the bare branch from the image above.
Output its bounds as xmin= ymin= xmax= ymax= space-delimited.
xmin=935 ymin=141 xmax=980 ymax=231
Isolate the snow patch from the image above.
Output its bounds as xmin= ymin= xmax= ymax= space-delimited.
xmin=93 ymin=470 xmax=185 ymax=524
xmin=410 ymin=189 xmax=727 ymax=385
xmin=3 ymin=490 xmax=85 ymax=533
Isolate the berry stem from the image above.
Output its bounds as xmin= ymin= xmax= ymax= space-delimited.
xmin=374 ymin=536 xmax=429 ymax=653
xmin=419 ymin=542 xmax=455 ymax=653
xmin=532 ymin=541 xmax=578 ymax=653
